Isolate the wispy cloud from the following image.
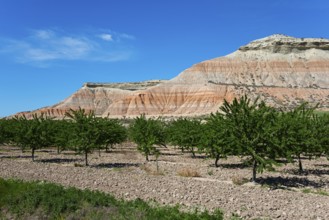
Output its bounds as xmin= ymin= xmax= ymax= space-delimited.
xmin=99 ymin=33 xmax=113 ymax=41
xmin=0 ymin=28 xmax=135 ymax=66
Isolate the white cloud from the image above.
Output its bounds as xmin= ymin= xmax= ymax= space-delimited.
xmin=119 ymin=33 xmax=135 ymax=40
xmin=99 ymin=34 xmax=113 ymax=41
xmin=0 ymin=28 xmax=135 ymax=66
xmin=34 ymin=30 xmax=54 ymax=40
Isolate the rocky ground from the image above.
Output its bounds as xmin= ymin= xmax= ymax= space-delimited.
xmin=1 ymin=144 xmax=329 ymax=220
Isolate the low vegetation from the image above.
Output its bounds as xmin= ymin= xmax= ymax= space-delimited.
xmin=177 ymin=167 xmax=202 ymax=178
xmin=0 ymin=178 xmax=223 ymax=220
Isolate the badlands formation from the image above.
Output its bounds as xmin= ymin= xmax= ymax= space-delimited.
xmin=18 ymin=34 xmax=329 ymax=118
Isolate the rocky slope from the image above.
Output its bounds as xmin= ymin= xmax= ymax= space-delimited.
xmin=16 ymin=34 xmax=329 ymax=118
xmin=15 ymin=80 xmax=166 ymax=118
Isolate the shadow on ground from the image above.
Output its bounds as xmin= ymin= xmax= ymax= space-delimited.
xmin=37 ymin=149 xmax=54 ymax=153
xmin=0 ymin=155 xmax=32 ymax=159
xmin=38 ymin=158 xmax=82 ymax=164
xmin=93 ymin=162 xmax=140 ymax=169
xmin=314 ymin=164 xmax=329 ymax=168
xmin=283 ymin=168 xmax=329 ymax=176
xmin=258 ymin=176 xmax=327 ymax=188
xmin=210 ymin=163 xmax=250 ymax=169
xmin=192 ymin=155 xmax=208 ymax=159
xmin=160 ymin=152 xmax=183 ymax=156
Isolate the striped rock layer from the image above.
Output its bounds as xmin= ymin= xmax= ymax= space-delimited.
xmin=16 ymin=34 xmax=329 ymax=118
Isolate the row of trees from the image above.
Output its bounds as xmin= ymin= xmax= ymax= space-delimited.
xmin=128 ymin=96 xmax=329 ymax=182
xmin=0 ymin=109 xmax=127 ymax=165
xmin=1 ymin=97 xmax=329 ymax=181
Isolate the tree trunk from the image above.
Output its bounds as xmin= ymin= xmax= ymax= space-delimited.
xmin=191 ymin=147 xmax=195 ymax=158
xmin=145 ymin=154 xmax=149 ymax=161
xmin=98 ymin=148 xmax=101 ymax=157
xmin=32 ymin=148 xmax=35 ymax=162
xmin=85 ymin=151 xmax=89 ymax=166
xmin=252 ymin=159 xmax=257 ymax=182
xmin=298 ymin=154 xmax=303 ymax=173
xmin=57 ymin=146 xmax=60 ymax=154
xmin=215 ymin=153 xmax=220 ymax=167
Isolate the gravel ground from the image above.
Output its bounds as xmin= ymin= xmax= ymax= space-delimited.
xmin=1 ymin=144 xmax=329 ymax=220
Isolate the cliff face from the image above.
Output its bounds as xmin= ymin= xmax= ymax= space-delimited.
xmin=15 ymin=34 xmax=329 ymax=118
xmin=15 ymin=80 xmax=166 ymax=119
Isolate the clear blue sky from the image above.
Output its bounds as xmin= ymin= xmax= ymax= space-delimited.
xmin=1 ymin=0 xmax=329 ymax=117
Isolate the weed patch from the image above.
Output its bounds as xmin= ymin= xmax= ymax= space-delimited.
xmin=177 ymin=167 xmax=201 ymax=177
xmin=231 ymin=176 xmax=249 ymax=185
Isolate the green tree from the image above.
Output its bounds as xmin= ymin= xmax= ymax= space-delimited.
xmin=0 ymin=119 xmax=10 ymax=145
xmin=278 ymin=103 xmax=321 ymax=173
xmin=65 ymin=108 xmax=98 ymax=166
xmin=11 ymin=116 xmax=30 ymax=153
xmin=12 ymin=114 xmax=54 ymax=161
xmin=94 ymin=117 xmax=127 ymax=156
xmin=318 ymin=114 xmax=329 ymax=158
xmin=52 ymin=119 xmax=75 ymax=154
xmin=167 ymin=118 xmax=203 ymax=157
xmin=129 ymin=115 xmax=166 ymax=161
xmin=220 ymin=96 xmax=279 ymax=182
xmin=201 ymin=113 xmax=233 ymax=167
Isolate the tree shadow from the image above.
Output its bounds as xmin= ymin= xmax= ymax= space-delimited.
xmin=109 ymin=150 xmax=135 ymax=154
xmin=258 ymin=176 xmax=327 ymax=188
xmin=93 ymin=162 xmax=140 ymax=169
xmin=160 ymin=152 xmax=183 ymax=156
xmin=275 ymin=159 xmax=290 ymax=164
xmin=192 ymin=155 xmax=208 ymax=159
xmin=37 ymin=149 xmax=54 ymax=153
xmin=37 ymin=158 xmax=82 ymax=164
xmin=62 ymin=152 xmax=77 ymax=156
xmin=284 ymin=168 xmax=329 ymax=176
xmin=0 ymin=155 xmax=32 ymax=159
xmin=314 ymin=164 xmax=329 ymax=168
xmin=210 ymin=163 xmax=250 ymax=169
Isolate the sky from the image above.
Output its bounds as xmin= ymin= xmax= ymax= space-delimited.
xmin=1 ymin=0 xmax=329 ymax=117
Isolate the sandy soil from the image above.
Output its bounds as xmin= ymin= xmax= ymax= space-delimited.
xmin=1 ymin=143 xmax=329 ymax=220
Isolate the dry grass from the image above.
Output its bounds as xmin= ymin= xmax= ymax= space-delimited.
xmin=74 ymin=163 xmax=84 ymax=167
xmin=177 ymin=167 xmax=201 ymax=177
xmin=121 ymin=151 xmax=139 ymax=161
xmin=231 ymin=176 xmax=249 ymax=185
xmin=140 ymin=164 xmax=164 ymax=176
xmin=159 ymin=157 xmax=177 ymax=162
